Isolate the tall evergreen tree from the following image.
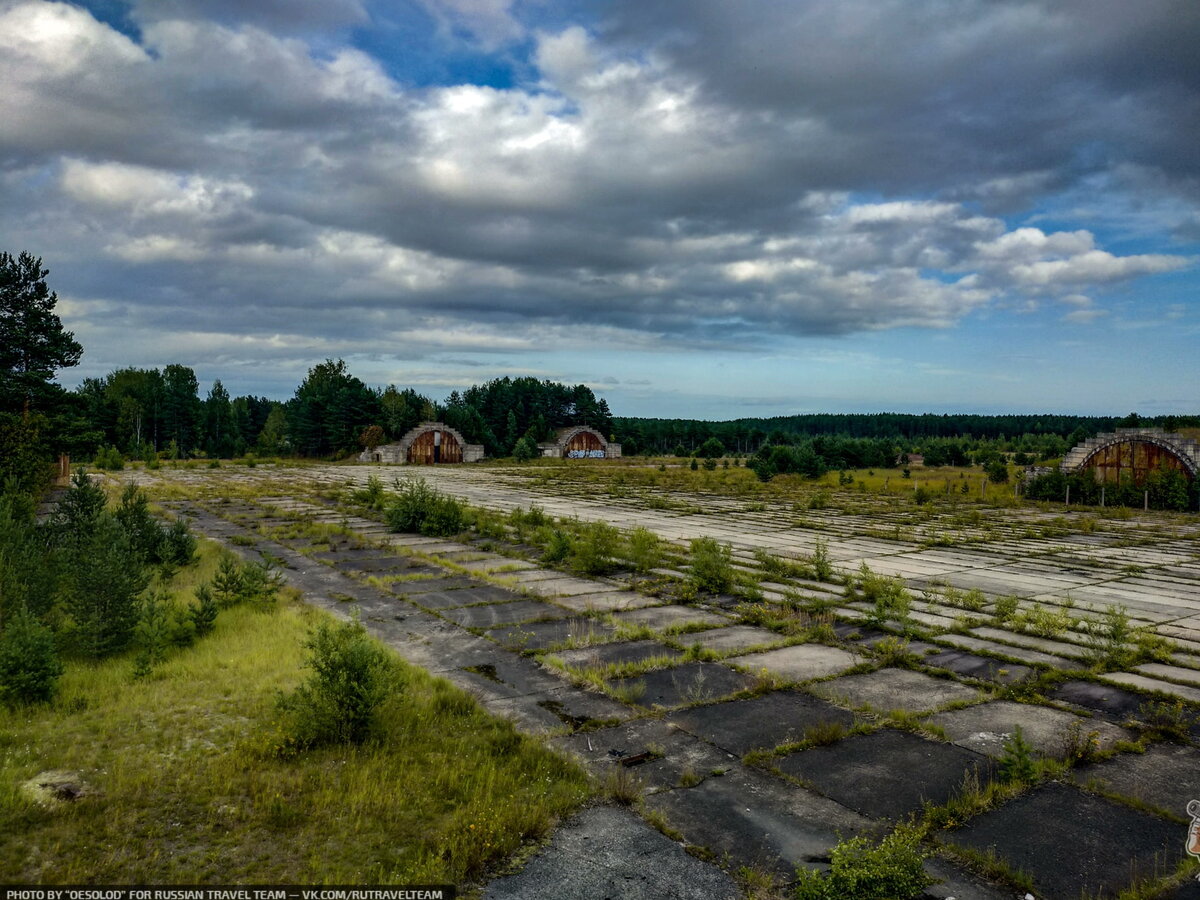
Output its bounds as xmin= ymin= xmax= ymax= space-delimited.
xmin=0 ymin=252 xmax=82 ymax=416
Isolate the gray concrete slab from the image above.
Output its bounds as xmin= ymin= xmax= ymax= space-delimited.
xmin=669 ymin=691 xmax=855 ymax=756
xmin=484 ymin=805 xmax=740 ymax=900
xmin=1051 ymin=679 xmax=1154 ymax=721
xmin=441 ymin=599 xmax=568 ymax=628
xmin=810 ymin=667 xmax=983 ymax=713
xmin=776 ymin=728 xmax=988 ymax=820
xmin=612 ymin=662 xmax=758 ymax=709
xmin=643 ymin=765 xmax=871 ymax=878
xmin=677 ymin=625 xmax=788 ymax=654
xmin=728 ymin=643 xmax=861 ymax=683
xmin=552 ymin=639 xmax=683 ymax=670
xmin=1103 ymin=671 xmax=1200 ymax=704
xmin=948 ymin=782 xmax=1187 ymax=899
xmin=921 ymin=649 xmax=1035 ymax=685
xmin=553 ymin=591 xmax=660 ymax=612
xmin=611 ymin=605 xmax=730 ymax=630
xmin=486 ymin=618 xmax=617 ymax=651
xmin=1074 ymin=743 xmax=1200 ymax=817
xmin=929 ymin=700 xmax=1133 ymax=759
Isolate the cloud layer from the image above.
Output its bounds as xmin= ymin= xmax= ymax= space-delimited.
xmin=0 ymin=0 xmax=1196 ymax=401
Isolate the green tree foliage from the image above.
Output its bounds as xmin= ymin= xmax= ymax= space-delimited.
xmin=256 ymin=404 xmax=288 ymax=455
xmin=0 ymin=251 xmax=82 ymax=416
xmin=697 ymin=437 xmax=725 ymax=458
xmin=203 ymin=379 xmax=236 ymax=458
xmin=0 ymin=604 xmax=63 ymax=706
xmin=278 ymin=615 xmax=393 ymax=749
xmin=456 ymin=377 xmax=613 ymax=457
xmin=286 ymin=359 xmax=381 ymax=457
xmin=512 ymin=434 xmax=538 ymax=462
xmin=161 ymin=364 xmax=202 ymax=455
xmin=65 ymin=514 xmax=149 ymax=657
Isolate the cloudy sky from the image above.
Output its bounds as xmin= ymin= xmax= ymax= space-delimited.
xmin=2 ymin=0 xmax=1197 ymax=418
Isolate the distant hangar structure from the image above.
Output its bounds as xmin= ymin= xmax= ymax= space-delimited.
xmin=538 ymin=425 xmax=622 ymax=459
xmin=1060 ymin=428 xmax=1199 ymax=485
xmin=359 ymin=422 xmax=484 ymax=465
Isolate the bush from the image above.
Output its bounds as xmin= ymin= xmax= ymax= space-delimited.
xmin=626 ymin=527 xmax=661 ymax=574
xmin=998 ymin=726 xmax=1037 ymax=783
xmin=794 ymin=823 xmax=933 ymax=899
xmin=512 ymin=435 xmax=538 ymax=462
xmin=690 ymin=537 xmax=733 ymax=594
xmin=386 ymin=478 xmax=465 ymax=537
xmin=114 ymin=483 xmax=165 ymax=562
xmin=161 ymin=517 xmax=197 ymax=566
xmin=568 ymin=521 xmax=619 ymax=575
xmin=278 ymin=615 xmax=394 ymax=749
xmin=190 ymin=584 xmax=218 ymax=637
xmin=0 ymin=606 xmax=63 ymax=705
xmin=541 ymin=528 xmax=572 ymax=564
xmin=93 ymin=445 xmax=124 ymax=470
xmin=857 ymin=563 xmax=911 ymax=627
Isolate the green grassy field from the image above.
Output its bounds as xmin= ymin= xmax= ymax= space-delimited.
xmin=0 ymin=540 xmax=589 ymax=886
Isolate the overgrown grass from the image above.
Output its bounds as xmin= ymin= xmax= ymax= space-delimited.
xmin=0 ymin=546 xmax=589 ymax=885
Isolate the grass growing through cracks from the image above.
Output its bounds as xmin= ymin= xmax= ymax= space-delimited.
xmin=0 ymin=549 xmax=589 ymax=886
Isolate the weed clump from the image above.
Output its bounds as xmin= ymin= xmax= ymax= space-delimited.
xmin=690 ymin=536 xmax=734 ymax=594
xmin=793 ymin=823 xmax=933 ymax=899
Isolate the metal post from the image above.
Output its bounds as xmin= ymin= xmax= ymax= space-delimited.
xmin=1065 ymin=484 xmax=1070 ymax=505
xmin=1144 ymin=490 xmax=1149 ymax=511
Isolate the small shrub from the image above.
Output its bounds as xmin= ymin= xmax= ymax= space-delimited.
xmin=1137 ymin=699 xmax=1199 ymax=742
xmin=998 ymin=726 xmax=1037 ymax=784
xmin=1013 ymin=602 xmax=1074 ymax=639
xmin=162 ymin=517 xmax=197 ymax=566
xmin=992 ymin=594 xmax=1020 ymax=623
xmin=1081 ymin=604 xmax=1134 ymax=668
xmin=690 ymin=537 xmax=734 ymax=594
xmin=811 ymin=538 xmax=834 ymax=582
xmin=276 ymin=615 xmax=394 ymax=750
xmin=569 ymin=521 xmax=619 ymax=575
xmin=793 ymin=823 xmax=933 ymax=900
xmin=93 ymin=445 xmax=125 ymax=471
xmin=0 ymin=606 xmax=63 ymax=705
xmin=350 ymin=474 xmax=388 ymax=510
xmin=626 ymin=526 xmax=662 ymax=574
xmin=541 ymin=528 xmax=572 ymax=564
xmin=133 ymin=589 xmax=173 ymax=677
xmin=1059 ymin=719 xmax=1101 ymax=765
xmin=190 ymin=584 xmax=218 ymax=637
xmin=211 ymin=556 xmax=245 ymax=608
xmin=386 ymin=478 xmax=465 ymax=537
xmin=857 ymin=563 xmax=912 ymax=627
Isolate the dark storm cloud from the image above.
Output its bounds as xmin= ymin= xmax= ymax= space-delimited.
xmin=0 ymin=0 xmax=1195 ymax=384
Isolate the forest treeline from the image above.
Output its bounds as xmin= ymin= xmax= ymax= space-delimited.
xmin=3 ymin=249 xmax=1197 ymax=491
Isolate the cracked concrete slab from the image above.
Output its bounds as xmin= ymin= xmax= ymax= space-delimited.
xmin=810 ymin=667 xmax=983 ymax=713
xmin=949 ymin=782 xmax=1187 ymax=899
xmin=669 ymin=690 xmax=855 ymax=756
xmin=929 ymin=700 xmax=1133 ymax=759
xmin=727 ymin=643 xmax=861 ymax=683
xmin=484 ymin=805 xmax=740 ymax=900
xmin=775 ymin=728 xmax=989 ymax=820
